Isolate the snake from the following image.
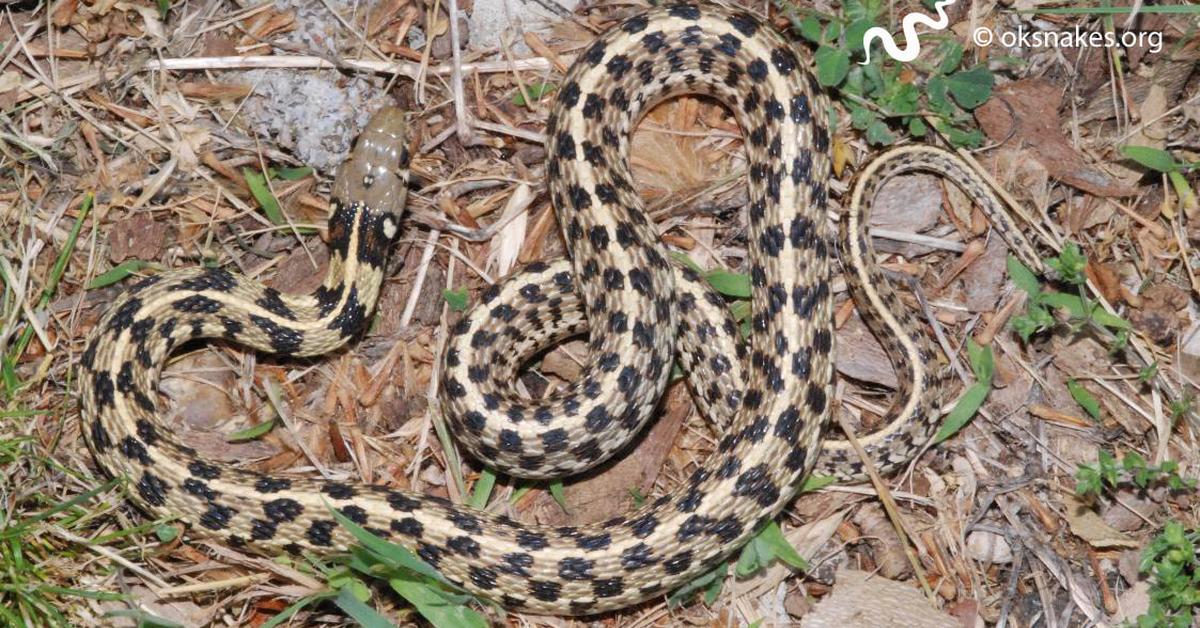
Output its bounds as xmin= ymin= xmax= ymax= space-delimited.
xmin=78 ymin=2 xmax=1043 ymax=616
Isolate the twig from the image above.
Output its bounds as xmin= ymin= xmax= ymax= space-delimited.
xmin=834 ymin=414 xmax=936 ymax=602
xmin=447 ymin=0 xmax=474 ymax=145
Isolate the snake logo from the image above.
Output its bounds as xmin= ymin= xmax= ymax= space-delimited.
xmin=861 ymin=0 xmax=957 ymax=64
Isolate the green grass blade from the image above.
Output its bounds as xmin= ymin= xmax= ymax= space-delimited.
xmin=467 ymin=468 xmax=497 ymax=509
xmin=6 ymin=193 xmax=93 ymax=394
xmin=87 ymin=260 xmax=156 ymax=290
xmin=934 ymin=381 xmax=989 ymax=443
xmin=243 ymin=168 xmax=287 ymax=225
xmin=328 ymin=504 xmax=446 ymax=584
xmin=333 ymin=588 xmax=393 ymax=628
xmin=226 ymin=419 xmax=276 ymax=442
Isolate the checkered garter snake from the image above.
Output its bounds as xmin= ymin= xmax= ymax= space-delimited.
xmin=78 ymin=2 xmax=1042 ymax=615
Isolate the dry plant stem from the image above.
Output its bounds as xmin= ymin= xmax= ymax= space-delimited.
xmin=869 ymin=228 xmax=968 ymax=253
xmin=48 ymin=527 xmax=169 ymax=590
xmin=834 ymin=414 xmax=935 ymax=601
xmin=157 ymin=573 xmax=271 ymax=596
xmin=997 ymin=495 xmax=1102 ymax=623
xmin=446 ymin=0 xmax=474 ymax=145
xmin=974 ymin=291 xmax=1025 ymax=346
xmin=14 ymin=56 xmax=555 ymax=104
xmin=398 ymin=228 xmax=442 ymax=330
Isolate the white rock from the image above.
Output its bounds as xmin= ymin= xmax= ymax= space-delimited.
xmin=965 ymin=529 xmax=1013 ymax=564
xmin=469 ymin=0 xmax=582 ymax=53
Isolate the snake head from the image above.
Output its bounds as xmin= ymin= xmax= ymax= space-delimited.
xmin=333 ymin=106 xmax=411 ymax=228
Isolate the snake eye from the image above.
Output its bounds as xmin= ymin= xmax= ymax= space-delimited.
xmin=398 ymin=146 xmax=410 ymax=169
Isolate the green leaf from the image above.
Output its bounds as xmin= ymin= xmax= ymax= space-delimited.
xmin=937 ymin=40 xmax=964 ymax=74
xmin=329 ymin=503 xmax=448 ymax=584
xmin=945 ymin=65 xmax=994 ymax=110
xmin=670 ymin=251 xmax=704 ymax=274
xmin=1012 ymin=312 xmax=1041 ymax=341
xmin=934 ymin=381 xmax=990 ymax=443
xmin=705 ymin=269 xmax=750 ymax=298
xmin=1006 ymin=254 xmax=1041 ymax=296
xmin=942 ymin=124 xmax=984 ymax=148
xmin=226 ymin=419 xmax=276 ymax=442
xmin=815 ymin=46 xmax=850 ymax=87
xmin=1045 ymin=242 xmax=1088 ymax=285
xmin=728 ymin=300 xmax=751 ymax=323
xmin=87 ymin=260 xmax=155 ymax=289
xmin=548 ymin=480 xmax=569 ymax=513
xmin=844 ymin=19 xmax=874 ymax=53
xmin=1067 ymin=379 xmax=1102 ymax=421
xmin=389 ymin=577 xmax=490 ymax=628
xmin=512 ymin=82 xmax=556 ymax=106
xmin=735 ymin=539 xmax=762 ymax=577
xmin=1167 ymin=170 xmax=1198 ymax=211
xmin=907 ymin=117 xmax=927 ymax=137
xmin=849 ymin=103 xmax=876 ymax=130
xmin=881 ymin=82 xmax=920 ymax=115
xmin=755 ymin=520 xmax=808 ymax=571
xmin=271 ymin=166 xmax=314 ymax=181
xmin=823 ymin=21 xmax=842 ymax=41
xmin=1075 ymin=464 xmax=1102 ymax=497
xmin=442 ymin=287 xmax=470 ymax=312
xmin=668 ymin=562 xmax=726 ymax=607
xmin=156 ymin=0 xmax=169 ymax=18
xmin=800 ymin=474 xmax=838 ymax=492
xmin=243 ymin=168 xmax=287 ymax=225
xmin=925 ymin=76 xmax=950 ymax=112
xmin=1139 ymin=362 xmax=1159 ymax=383
xmin=798 ymin=16 xmax=823 ymax=42
xmin=154 ymin=524 xmax=178 ymax=543
xmin=333 ymin=588 xmax=393 ymax=628
xmin=966 ymin=340 xmax=994 ymax=384
xmin=865 ymin=119 xmax=895 ymax=146
xmin=1039 ymin=292 xmax=1130 ymax=330
xmin=467 ymin=468 xmax=496 ymax=509
xmin=1121 ymin=146 xmax=1179 ymax=173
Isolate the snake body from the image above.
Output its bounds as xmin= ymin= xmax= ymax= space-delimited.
xmin=79 ymin=3 xmax=1040 ymax=616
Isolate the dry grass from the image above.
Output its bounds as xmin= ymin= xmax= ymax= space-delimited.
xmin=1 ymin=0 xmax=1199 ymax=626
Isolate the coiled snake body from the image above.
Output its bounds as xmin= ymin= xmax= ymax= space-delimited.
xmin=79 ymin=3 xmax=1039 ymax=616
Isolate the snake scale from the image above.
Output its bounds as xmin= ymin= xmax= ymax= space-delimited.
xmin=78 ymin=2 xmax=1042 ymax=616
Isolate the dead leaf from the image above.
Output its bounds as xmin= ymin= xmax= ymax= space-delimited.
xmin=270 ymin=245 xmax=329 ymax=296
xmin=954 ymin=237 xmax=1007 ymax=313
xmin=871 ymin=174 xmax=944 ymax=234
xmin=965 ymin=529 xmax=1013 ymax=564
xmin=540 ymin=340 xmax=586 ymax=383
xmin=836 ymin=313 xmax=898 ymax=389
xmin=800 ymin=569 xmax=959 ymax=628
xmin=523 ymin=383 xmax=692 ymax=525
xmin=1062 ymin=493 xmax=1140 ymax=549
xmin=1129 ymin=282 xmax=1188 ymax=345
xmin=975 ymin=79 xmax=1137 ymax=198
xmin=1084 ymin=260 xmax=1125 ymax=305
xmin=852 ymin=504 xmax=910 ymax=578
xmin=108 ymin=212 xmax=168 ymax=263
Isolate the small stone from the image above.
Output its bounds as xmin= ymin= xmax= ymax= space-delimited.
xmin=965 ymin=530 xmax=1013 ymax=564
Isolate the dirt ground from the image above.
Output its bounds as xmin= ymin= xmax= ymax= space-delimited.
xmin=2 ymin=0 xmax=1199 ymax=626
